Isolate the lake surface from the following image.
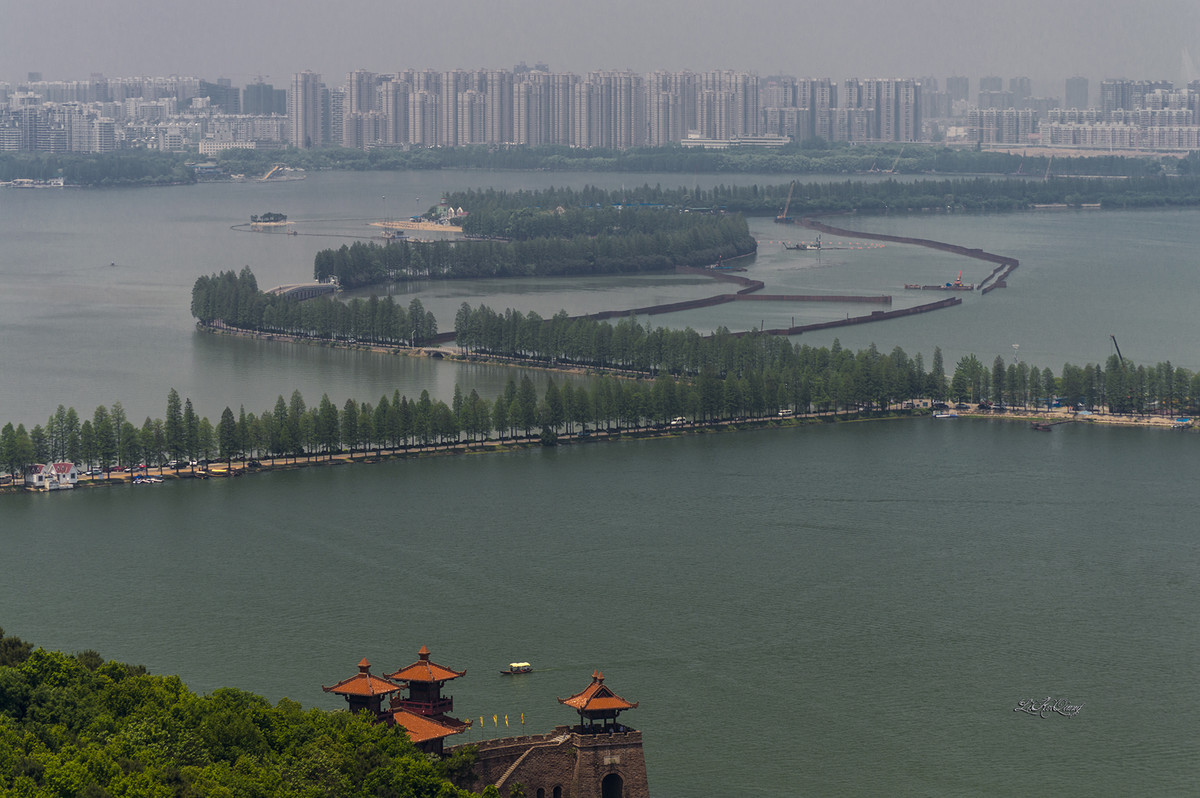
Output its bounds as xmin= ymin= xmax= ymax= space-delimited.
xmin=3 ymin=418 xmax=1198 ymax=795
xmin=2 ymin=170 xmax=1200 ymax=795
xmin=2 ymin=171 xmax=1199 ymax=428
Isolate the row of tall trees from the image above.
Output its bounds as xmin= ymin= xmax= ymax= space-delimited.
xmin=7 ymin=343 xmax=1199 ymax=478
xmin=191 ymin=268 xmax=438 ymax=345
xmin=1 ymin=392 xmax=209 ymax=476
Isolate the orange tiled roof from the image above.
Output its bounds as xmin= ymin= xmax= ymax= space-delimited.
xmin=322 ymin=658 xmax=404 ymax=697
xmin=389 ymin=709 xmax=470 ymax=744
xmin=386 ymin=645 xmax=466 ymax=683
xmin=558 ymin=670 xmax=638 ymax=712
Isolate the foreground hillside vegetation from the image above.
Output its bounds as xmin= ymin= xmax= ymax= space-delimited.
xmin=0 ymin=628 xmax=478 ymax=797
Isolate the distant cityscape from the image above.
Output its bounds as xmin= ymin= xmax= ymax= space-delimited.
xmin=4 ymin=66 xmax=1200 ymax=156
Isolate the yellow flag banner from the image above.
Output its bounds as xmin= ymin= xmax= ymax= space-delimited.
xmin=493 ymin=714 xmax=498 ymax=726
xmin=480 ymin=717 xmax=484 ymax=728
xmin=521 ymin=713 xmax=525 ymax=725
xmin=505 ymin=715 xmax=509 ymax=727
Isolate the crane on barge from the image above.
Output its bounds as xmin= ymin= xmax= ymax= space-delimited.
xmin=775 ymin=180 xmax=797 ymax=224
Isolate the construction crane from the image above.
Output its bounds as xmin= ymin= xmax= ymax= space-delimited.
xmin=776 ymin=180 xmax=797 ymax=223
xmin=1110 ymin=334 xmax=1125 ymax=366
xmin=884 ymin=146 xmax=904 ymax=174
xmin=1043 ymin=155 xmax=1054 ymax=181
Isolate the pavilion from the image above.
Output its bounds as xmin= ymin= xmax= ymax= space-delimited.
xmin=558 ymin=670 xmax=639 ymax=734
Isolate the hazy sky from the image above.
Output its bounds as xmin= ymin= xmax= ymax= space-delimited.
xmin=5 ymin=0 xmax=1199 ymax=95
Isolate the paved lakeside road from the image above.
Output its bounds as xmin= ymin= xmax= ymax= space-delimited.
xmin=4 ymin=403 xmax=1191 ymax=496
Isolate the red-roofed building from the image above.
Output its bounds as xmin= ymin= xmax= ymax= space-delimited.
xmin=558 ymin=670 xmax=639 ymax=733
xmin=386 ymin=708 xmax=469 ymax=754
xmin=324 ymin=652 xmax=470 ymax=755
xmin=24 ymin=462 xmax=78 ymax=489
xmin=386 ymin=646 xmax=471 ymax=755
xmin=385 ymin=644 xmax=465 ymax=718
xmin=322 ymin=658 xmax=403 ymax=716
xmin=24 ymin=464 xmax=47 ymax=488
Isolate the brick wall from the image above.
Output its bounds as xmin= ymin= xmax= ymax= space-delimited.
xmin=450 ymin=727 xmax=649 ymax=798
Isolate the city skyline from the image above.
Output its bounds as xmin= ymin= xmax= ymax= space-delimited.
xmin=5 ymin=0 xmax=1200 ymax=95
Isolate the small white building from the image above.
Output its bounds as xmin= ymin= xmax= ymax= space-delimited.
xmin=24 ymin=464 xmax=47 ymax=488
xmin=25 ymin=462 xmax=78 ymax=489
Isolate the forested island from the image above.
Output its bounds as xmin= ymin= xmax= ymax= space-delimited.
xmin=310 ymin=174 xmax=1200 ymax=290
xmin=315 ymin=188 xmax=756 ymax=288
xmin=0 ymin=628 xmax=479 ymax=797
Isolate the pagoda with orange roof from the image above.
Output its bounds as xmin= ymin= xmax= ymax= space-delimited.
xmin=384 ymin=645 xmax=470 ymax=755
xmin=321 ymin=658 xmax=403 ymax=716
xmin=385 ymin=645 xmax=465 ymax=717
xmin=558 ymin=669 xmax=639 ymax=733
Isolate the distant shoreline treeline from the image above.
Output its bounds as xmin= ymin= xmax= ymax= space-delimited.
xmin=213 ymin=141 xmax=1182 ymax=179
xmin=3 ymin=143 xmax=1194 ymax=187
xmin=441 ymin=175 xmax=1200 ymax=217
xmin=0 ymin=151 xmax=197 ymax=186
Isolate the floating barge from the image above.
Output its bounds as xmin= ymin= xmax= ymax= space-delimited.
xmin=905 ymin=283 xmax=975 ymax=291
xmin=905 ymin=269 xmax=973 ymax=291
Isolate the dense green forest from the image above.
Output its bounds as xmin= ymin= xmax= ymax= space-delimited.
xmin=0 ymin=152 xmax=197 ymax=186
xmin=0 ymin=628 xmax=479 ymax=797
xmin=213 ymin=142 xmax=1184 ymax=178
xmin=313 ymin=206 xmax=755 ymax=289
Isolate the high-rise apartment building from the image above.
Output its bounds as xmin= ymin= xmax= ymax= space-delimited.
xmin=380 ymin=79 xmax=408 ymax=145
xmin=289 ymin=70 xmax=322 ymax=149
xmin=1065 ymin=76 xmax=1089 ymax=109
xmin=347 ymin=70 xmax=377 ymax=115
xmin=1009 ymin=76 xmax=1032 ymax=104
xmin=243 ymin=81 xmax=286 ymax=115
xmin=1100 ymin=79 xmax=1172 ymax=112
xmin=946 ymin=76 xmax=969 ymax=104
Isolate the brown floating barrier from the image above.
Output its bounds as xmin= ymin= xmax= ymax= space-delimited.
xmin=728 ymin=297 xmax=961 ymax=338
xmin=799 ymin=218 xmax=1018 ymax=292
